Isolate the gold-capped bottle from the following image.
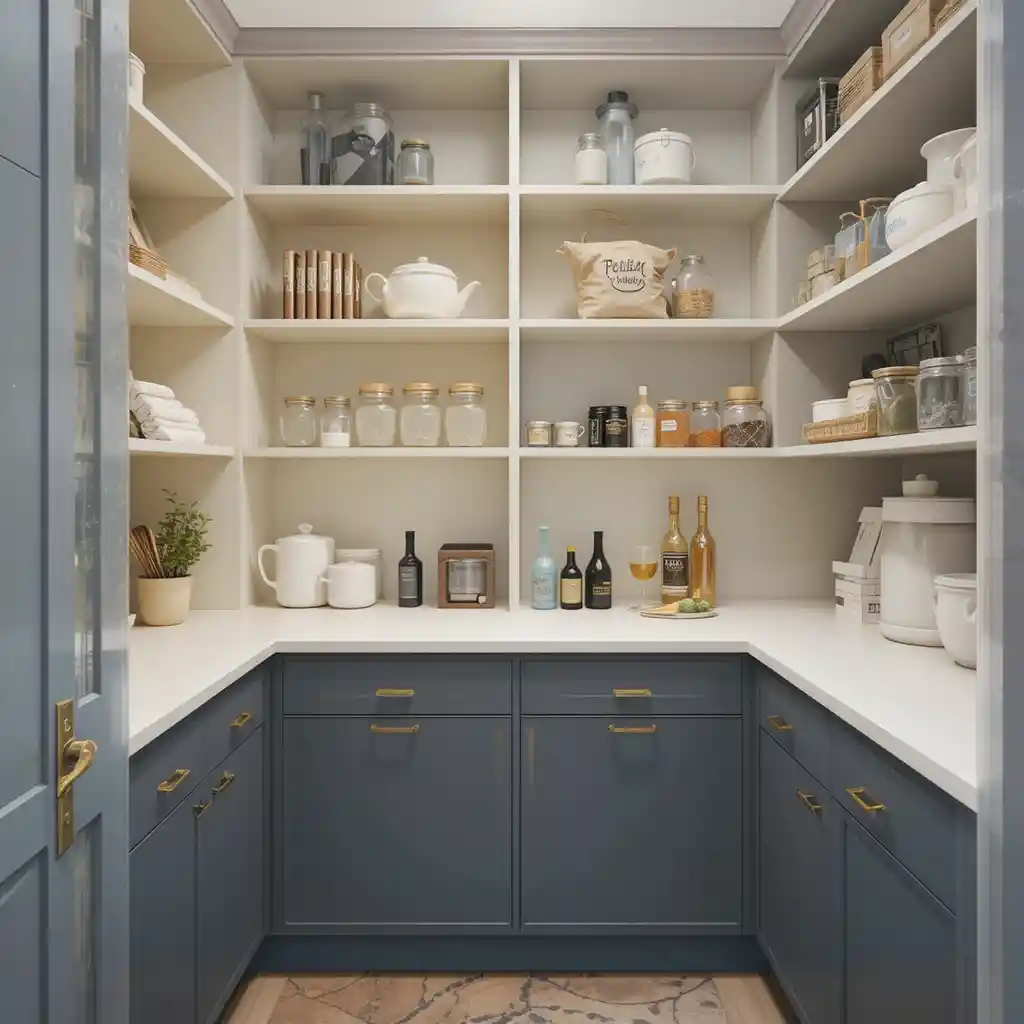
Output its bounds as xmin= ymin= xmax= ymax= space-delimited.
xmin=660 ymin=495 xmax=689 ymax=603
xmin=690 ymin=495 xmax=716 ymax=607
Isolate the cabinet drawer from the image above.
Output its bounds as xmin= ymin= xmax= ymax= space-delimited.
xmin=281 ymin=657 xmax=512 ymax=716
xmin=757 ymin=666 xmax=830 ymax=786
xmin=130 ymin=667 xmax=265 ymax=847
xmin=831 ymin=721 xmax=957 ymax=909
xmin=521 ymin=657 xmax=742 ymax=716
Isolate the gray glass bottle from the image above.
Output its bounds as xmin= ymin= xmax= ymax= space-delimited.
xmin=596 ymin=90 xmax=639 ymax=185
xmin=301 ymin=91 xmax=329 ymax=186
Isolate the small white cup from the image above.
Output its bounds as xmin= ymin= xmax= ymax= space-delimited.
xmin=554 ymin=421 xmax=585 ymax=447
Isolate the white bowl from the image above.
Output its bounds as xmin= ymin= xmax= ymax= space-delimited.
xmin=921 ymin=128 xmax=976 ymax=189
xmin=885 ymin=182 xmax=954 ymax=251
xmin=934 ymin=572 xmax=977 ymax=669
xmin=812 ymin=397 xmax=849 ymax=423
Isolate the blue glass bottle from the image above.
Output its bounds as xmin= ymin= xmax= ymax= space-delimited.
xmin=531 ymin=526 xmax=558 ymax=610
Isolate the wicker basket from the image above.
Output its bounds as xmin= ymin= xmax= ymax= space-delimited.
xmin=839 ymin=47 xmax=884 ymax=124
xmin=936 ymin=0 xmax=968 ymax=29
xmin=129 ymin=244 xmax=168 ymax=279
xmin=803 ymin=408 xmax=878 ymax=444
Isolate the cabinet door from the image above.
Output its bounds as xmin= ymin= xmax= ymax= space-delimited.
xmin=196 ymin=731 xmax=265 ymax=1024
xmin=758 ymin=732 xmax=838 ymax=1024
xmin=840 ymin=805 xmax=956 ymax=1024
xmin=521 ymin=717 xmax=742 ymax=929
xmin=130 ymin=799 xmax=196 ymax=1024
xmin=282 ymin=717 xmax=511 ymax=929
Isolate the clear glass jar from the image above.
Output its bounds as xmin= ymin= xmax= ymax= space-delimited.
xmin=872 ymin=366 xmax=919 ymax=436
xmin=673 ymin=255 xmax=715 ymax=319
xmin=331 ymin=102 xmax=394 ymax=185
xmin=280 ymin=396 xmax=318 ymax=447
xmin=722 ymin=387 xmax=770 ymax=448
xmin=355 ymin=383 xmax=397 ymax=446
xmin=445 ymin=383 xmax=487 ymax=447
xmin=400 ymin=383 xmax=442 ymax=446
xmin=575 ymin=133 xmax=608 ymax=185
xmin=689 ymin=401 xmax=722 ymax=447
xmin=917 ymin=356 xmax=965 ymax=430
xmin=397 ymin=139 xmax=434 ymax=185
xmin=320 ymin=396 xmax=352 ymax=448
xmin=963 ymin=346 xmax=978 ymax=426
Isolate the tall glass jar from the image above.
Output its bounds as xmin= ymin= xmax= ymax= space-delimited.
xmin=356 ymin=383 xmax=397 ymax=446
xmin=872 ymin=366 xmax=919 ymax=436
xmin=917 ymin=356 xmax=965 ymax=430
xmin=689 ymin=401 xmax=722 ymax=447
xmin=722 ymin=386 xmax=770 ymax=448
xmin=673 ymin=255 xmax=715 ymax=319
xmin=331 ymin=102 xmax=394 ymax=186
xmin=397 ymin=139 xmax=434 ymax=185
xmin=445 ymin=383 xmax=487 ymax=447
xmin=280 ymin=396 xmax=319 ymax=447
xmin=400 ymin=383 xmax=442 ymax=446
xmin=575 ymin=133 xmax=608 ymax=185
xmin=320 ymin=396 xmax=352 ymax=448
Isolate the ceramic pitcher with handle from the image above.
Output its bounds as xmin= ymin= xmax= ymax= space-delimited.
xmin=257 ymin=523 xmax=335 ymax=607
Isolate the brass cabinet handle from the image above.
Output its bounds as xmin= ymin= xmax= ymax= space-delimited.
xmin=846 ymin=787 xmax=886 ymax=813
xmin=57 ymin=739 xmax=98 ymax=799
xmin=796 ymin=789 xmax=823 ymax=815
xmin=608 ymin=724 xmax=658 ymax=735
xmin=194 ymin=798 xmax=213 ymax=819
xmin=230 ymin=711 xmax=253 ymax=730
xmin=370 ymin=723 xmax=420 ymax=735
xmin=376 ymin=688 xmax=414 ymax=698
xmin=157 ymin=768 xmax=191 ymax=793
xmin=212 ymin=771 xmax=235 ymax=796
xmin=766 ymin=714 xmax=794 ymax=732
xmin=613 ymin=688 xmax=653 ymax=698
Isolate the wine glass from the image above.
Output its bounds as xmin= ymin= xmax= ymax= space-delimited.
xmin=628 ymin=545 xmax=658 ymax=611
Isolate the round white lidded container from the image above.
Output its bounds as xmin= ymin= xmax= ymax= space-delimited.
xmin=634 ymin=130 xmax=695 ymax=185
xmin=934 ymin=572 xmax=977 ymax=669
xmin=336 ymin=548 xmax=384 ymax=600
xmin=879 ymin=476 xmax=976 ymax=646
xmin=847 ymin=378 xmax=877 ymax=415
xmin=321 ymin=561 xmax=377 ymax=609
xmin=812 ymin=397 xmax=849 ymax=423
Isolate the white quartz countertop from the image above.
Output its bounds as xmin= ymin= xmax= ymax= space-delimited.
xmin=128 ymin=602 xmax=979 ymax=809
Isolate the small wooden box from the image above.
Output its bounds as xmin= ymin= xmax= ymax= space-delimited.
xmin=882 ymin=0 xmax=945 ymax=80
xmin=437 ymin=543 xmax=496 ymax=609
xmin=839 ymin=47 xmax=884 ymax=124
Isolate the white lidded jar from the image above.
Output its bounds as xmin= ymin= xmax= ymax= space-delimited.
xmin=445 ymin=383 xmax=487 ymax=446
xmin=257 ymin=523 xmax=335 ymax=608
xmin=634 ymin=129 xmax=696 ymax=185
xmin=356 ymin=383 xmax=397 ymax=446
xmin=400 ymin=383 xmax=442 ymax=446
xmin=320 ymin=395 xmax=352 ymax=448
xmin=575 ymin=133 xmax=608 ymax=185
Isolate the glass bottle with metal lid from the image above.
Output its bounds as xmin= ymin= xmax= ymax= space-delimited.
xmin=281 ymin=396 xmax=318 ymax=447
xmin=397 ymin=139 xmax=434 ymax=185
xmin=400 ymin=383 xmax=442 ymax=446
xmin=356 ymin=383 xmax=397 ymax=446
xmin=575 ymin=132 xmax=608 ymax=185
xmin=321 ymin=396 xmax=352 ymax=448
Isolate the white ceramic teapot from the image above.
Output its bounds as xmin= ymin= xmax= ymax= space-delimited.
xmin=257 ymin=523 xmax=335 ymax=608
xmin=364 ymin=257 xmax=482 ymax=319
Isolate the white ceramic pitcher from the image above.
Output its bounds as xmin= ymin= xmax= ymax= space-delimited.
xmin=257 ymin=524 xmax=335 ymax=607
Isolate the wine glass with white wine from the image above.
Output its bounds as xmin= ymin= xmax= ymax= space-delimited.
xmin=628 ymin=544 xmax=658 ymax=610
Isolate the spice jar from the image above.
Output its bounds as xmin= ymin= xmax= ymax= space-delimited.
xmin=446 ymin=383 xmax=487 ymax=446
xmin=320 ymin=396 xmax=352 ymax=448
xmin=917 ymin=356 xmax=965 ymax=430
xmin=872 ymin=366 xmax=919 ymax=436
xmin=588 ymin=406 xmax=609 ymax=447
xmin=963 ymin=346 xmax=978 ymax=425
xmin=656 ymin=400 xmax=690 ymax=447
xmin=356 ymin=383 xmax=397 ymax=446
xmin=397 ymin=139 xmax=434 ymax=185
xmin=604 ymin=405 xmax=629 ymax=447
xmin=722 ymin=387 xmax=770 ymax=448
xmin=400 ymin=383 xmax=442 ymax=446
xmin=575 ymin=133 xmax=608 ymax=185
xmin=689 ymin=401 xmax=722 ymax=447
xmin=526 ymin=421 xmax=552 ymax=447
xmin=281 ymin=396 xmax=318 ymax=447
xmin=673 ymin=255 xmax=715 ymax=319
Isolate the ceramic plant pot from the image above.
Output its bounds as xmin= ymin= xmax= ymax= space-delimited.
xmin=137 ymin=576 xmax=193 ymax=627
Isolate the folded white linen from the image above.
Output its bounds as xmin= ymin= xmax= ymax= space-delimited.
xmin=140 ymin=422 xmax=207 ymax=444
xmin=130 ymin=391 xmax=199 ymax=425
xmin=131 ymin=379 xmax=175 ymax=400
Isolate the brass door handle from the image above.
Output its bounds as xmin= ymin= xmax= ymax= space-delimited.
xmin=212 ymin=771 xmax=235 ymax=796
xmin=230 ymin=711 xmax=252 ymax=729
xmin=376 ymin=688 xmax=415 ymax=698
xmin=846 ymin=787 xmax=886 ymax=813
xmin=608 ymin=724 xmax=657 ymax=734
xmin=370 ymin=723 xmax=420 ymax=734
xmin=157 ymin=768 xmax=191 ymax=793
xmin=796 ymin=789 xmax=823 ymax=815
xmin=766 ymin=714 xmax=794 ymax=732
xmin=194 ymin=798 xmax=213 ymax=818
xmin=613 ymin=688 xmax=652 ymax=698
xmin=57 ymin=739 xmax=97 ymax=799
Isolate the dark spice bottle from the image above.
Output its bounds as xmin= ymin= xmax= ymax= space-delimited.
xmin=398 ymin=530 xmax=423 ymax=607
xmin=588 ymin=406 xmax=609 ymax=447
xmin=604 ymin=406 xmax=629 ymax=447
xmin=585 ymin=530 xmax=612 ymax=609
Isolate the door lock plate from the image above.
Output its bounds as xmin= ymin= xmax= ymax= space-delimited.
xmin=56 ymin=700 xmax=76 ymax=856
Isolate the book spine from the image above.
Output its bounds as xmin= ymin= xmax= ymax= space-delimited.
xmin=294 ymin=251 xmax=306 ymax=319
xmin=282 ymin=250 xmax=295 ymax=319
xmin=318 ymin=250 xmax=332 ymax=319
xmin=331 ymin=253 xmax=343 ymax=320
xmin=353 ymin=262 xmax=362 ymax=320
xmin=305 ymin=249 xmax=318 ymax=320
xmin=342 ymin=252 xmax=355 ymax=319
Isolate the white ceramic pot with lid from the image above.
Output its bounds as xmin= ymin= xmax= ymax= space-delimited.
xmin=879 ymin=476 xmax=976 ymax=646
xmin=363 ymin=257 xmax=482 ymax=319
xmin=634 ymin=130 xmax=696 ymax=185
xmin=934 ymin=573 xmax=977 ymax=668
xmin=320 ymin=561 xmax=377 ymax=609
xmin=257 ymin=523 xmax=335 ymax=608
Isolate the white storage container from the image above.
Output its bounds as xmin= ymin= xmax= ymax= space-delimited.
xmin=934 ymin=572 xmax=977 ymax=669
xmin=812 ymin=397 xmax=849 ymax=422
xmin=336 ymin=548 xmax=384 ymax=600
xmin=634 ymin=130 xmax=695 ymax=185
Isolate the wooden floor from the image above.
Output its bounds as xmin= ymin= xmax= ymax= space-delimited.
xmin=227 ymin=973 xmax=788 ymax=1024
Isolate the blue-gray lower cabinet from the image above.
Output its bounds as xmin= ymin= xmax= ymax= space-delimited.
xmin=280 ymin=717 xmax=512 ymax=931
xmin=521 ymin=716 xmax=743 ymax=931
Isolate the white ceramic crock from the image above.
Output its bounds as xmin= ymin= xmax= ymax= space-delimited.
xmin=934 ymin=572 xmax=977 ymax=668
xmin=364 ymin=257 xmax=482 ymax=319
xmin=921 ymin=127 xmax=976 ymax=189
xmin=634 ymin=130 xmax=696 ymax=185
xmin=321 ymin=561 xmax=377 ymax=609
xmin=812 ymin=397 xmax=849 ymax=422
xmin=953 ymin=133 xmax=978 ymax=211
xmin=257 ymin=523 xmax=335 ymax=608
xmin=885 ymin=182 xmax=954 ymax=250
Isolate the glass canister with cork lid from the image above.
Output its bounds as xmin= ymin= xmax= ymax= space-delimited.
xmin=722 ymin=387 xmax=770 ymax=448
xmin=872 ymin=366 xmax=919 ymax=436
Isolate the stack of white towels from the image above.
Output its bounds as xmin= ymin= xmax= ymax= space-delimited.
xmin=130 ymin=378 xmax=207 ymax=445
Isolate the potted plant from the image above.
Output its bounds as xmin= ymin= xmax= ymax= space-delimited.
xmin=131 ymin=490 xmax=211 ymax=626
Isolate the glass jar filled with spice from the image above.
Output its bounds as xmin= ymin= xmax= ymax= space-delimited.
xmin=400 ymin=383 xmax=442 ymax=446
xmin=689 ymin=401 xmax=722 ymax=447
xmin=656 ymin=400 xmax=690 ymax=447
xmin=673 ymin=255 xmax=715 ymax=319
xmin=446 ymin=383 xmax=487 ymax=446
xmin=281 ymin=396 xmax=318 ymax=447
xmin=356 ymin=383 xmax=397 ymax=446
xmin=872 ymin=366 xmax=919 ymax=436
xmin=320 ymin=396 xmax=352 ymax=448
xmin=722 ymin=387 xmax=770 ymax=448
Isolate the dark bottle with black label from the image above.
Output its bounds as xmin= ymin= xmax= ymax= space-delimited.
xmin=560 ymin=547 xmax=584 ymax=610
xmin=585 ymin=530 xmax=613 ymax=609
xmin=398 ymin=530 xmax=423 ymax=607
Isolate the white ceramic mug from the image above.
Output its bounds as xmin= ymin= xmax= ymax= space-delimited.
xmin=554 ymin=422 xmax=585 ymax=447
xmin=320 ymin=561 xmax=377 ymax=609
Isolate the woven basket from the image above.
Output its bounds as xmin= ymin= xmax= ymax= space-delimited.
xmin=936 ymin=0 xmax=968 ymax=29
xmin=129 ymin=244 xmax=168 ymax=279
xmin=803 ymin=409 xmax=878 ymax=444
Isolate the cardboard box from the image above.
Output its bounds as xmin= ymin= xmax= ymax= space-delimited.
xmin=834 ymin=590 xmax=881 ymax=624
xmin=883 ymin=0 xmax=944 ymax=79
xmin=839 ymin=46 xmax=884 ymax=123
xmin=832 ymin=507 xmax=883 ymax=580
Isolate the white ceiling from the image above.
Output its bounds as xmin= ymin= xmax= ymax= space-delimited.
xmin=224 ymin=0 xmax=800 ymax=30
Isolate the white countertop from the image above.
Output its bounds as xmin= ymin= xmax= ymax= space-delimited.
xmin=128 ymin=601 xmax=979 ymax=809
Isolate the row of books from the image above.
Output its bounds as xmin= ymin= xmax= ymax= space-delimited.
xmin=281 ymin=249 xmax=363 ymax=319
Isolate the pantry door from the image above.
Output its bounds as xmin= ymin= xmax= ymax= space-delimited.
xmin=0 ymin=0 xmax=129 ymax=1022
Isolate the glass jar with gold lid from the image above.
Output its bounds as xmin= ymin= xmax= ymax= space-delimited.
xmin=356 ymin=383 xmax=397 ymax=446
xmin=281 ymin=395 xmax=318 ymax=447
xmin=445 ymin=383 xmax=487 ymax=447
xmin=400 ymin=383 xmax=442 ymax=446
xmin=872 ymin=365 xmax=919 ymax=436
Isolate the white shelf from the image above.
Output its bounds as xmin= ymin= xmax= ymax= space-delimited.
xmin=781 ymin=2 xmax=977 ymax=202
xmin=779 ymin=209 xmax=977 ymax=332
xmin=245 ymin=447 xmax=512 ymax=460
xmin=129 ymin=98 xmax=233 ymax=200
xmin=521 ymin=447 xmax=773 ymax=460
xmin=779 ymin=427 xmax=977 ymax=458
xmin=129 ymin=0 xmax=230 ymax=67
xmin=129 ymin=439 xmax=235 ymax=458
xmin=520 ymin=318 xmax=777 ymax=345
xmin=245 ymin=319 xmax=510 ymax=345
xmin=127 ymin=265 xmax=234 ymax=329
xmin=245 ymin=185 xmax=509 ymax=227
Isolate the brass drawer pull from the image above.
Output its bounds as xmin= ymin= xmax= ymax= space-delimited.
xmin=157 ymin=768 xmax=191 ymax=793
xmin=230 ymin=711 xmax=253 ymax=730
xmin=193 ymin=798 xmax=213 ymax=819
xmin=846 ymin=787 xmax=886 ymax=814
xmin=613 ymin=688 xmax=652 ymax=698
xmin=370 ymin=723 xmax=420 ymax=735
xmin=608 ymin=724 xmax=657 ymax=735
xmin=766 ymin=714 xmax=794 ymax=732
xmin=212 ymin=772 xmax=235 ymax=796
xmin=796 ymin=789 xmax=822 ymax=815
xmin=376 ymin=688 xmax=415 ymax=698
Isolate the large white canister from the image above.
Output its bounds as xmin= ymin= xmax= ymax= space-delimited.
xmin=634 ymin=130 xmax=695 ymax=185
xmin=879 ymin=476 xmax=976 ymax=646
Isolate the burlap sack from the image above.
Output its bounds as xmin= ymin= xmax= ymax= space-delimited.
xmin=558 ymin=235 xmax=676 ymax=319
